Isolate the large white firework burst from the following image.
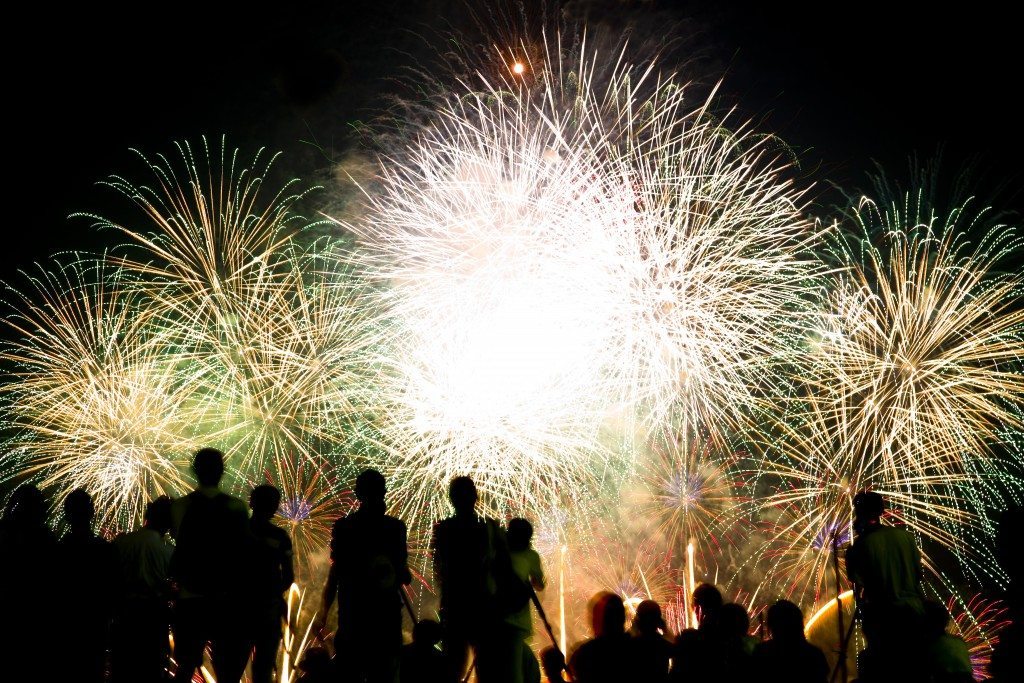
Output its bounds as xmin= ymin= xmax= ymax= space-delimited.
xmin=343 ymin=35 xmax=822 ymax=521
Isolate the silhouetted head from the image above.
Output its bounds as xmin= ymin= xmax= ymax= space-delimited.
xmin=718 ymin=603 xmax=750 ymax=640
xmin=3 ymin=484 xmax=46 ymax=526
xmin=63 ymin=488 xmax=95 ymax=529
xmin=355 ymin=468 xmax=386 ymax=504
xmin=853 ymin=490 xmax=885 ymax=529
xmin=588 ymin=591 xmax=626 ymax=637
xmin=144 ymin=496 xmax=173 ymax=535
xmin=412 ymin=618 xmax=443 ymax=646
xmin=632 ymin=599 xmax=666 ymax=635
xmin=692 ymin=583 xmax=723 ymax=626
xmin=250 ymin=484 xmax=281 ymax=520
xmin=540 ymin=646 xmax=566 ymax=682
xmin=923 ymin=600 xmax=951 ymax=638
xmin=766 ymin=599 xmax=806 ymax=642
xmin=448 ymin=476 xmax=478 ymax=514
xmin=192 ymin=448 xmax=225 ymax=487
xmin=507 ymin=517 xmax=533 ymax=552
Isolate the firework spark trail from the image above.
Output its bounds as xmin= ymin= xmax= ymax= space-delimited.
xmin=343 ymin=37 xmax=822 ymax=522
xmin=0 ymin=263 xmax=196 ymax=529
xmin=83 ymin=140 xmax=386 ymax=479
xmin=0 ymin=141 xmax=385 ymax=531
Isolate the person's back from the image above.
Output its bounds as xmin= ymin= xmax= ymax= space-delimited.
xmin=569 ymin=592 xmax=633 ymax=683
xmin=752 ymin=600 xmax=828 ymax=683
xmin=669 ymin=583 xmax=724 ymax=682
xmin=430 ymin=476 xmax=499 ymax=682
xmin=847 ymin=524 xmax=925 ymax=612
xmin=716 ymin=602 xmax=755 ymax=683
xmin=172 ymin=486 xmax=249 ymax=597
xmin=629 ymin=600 xmax=672 ymax=683
xmin=111 ymin=495 xmax=174 ymax=683
xmin=1 ymin=485 xmax=58 ymax=680
xmin=170 ymin=448 xmax=252 ymax=683
xmin=57 ymin=488 xmax=117 ymax=683
xmin=320 ymin=468 xmax=410 ymax=683
xmin=248 ymin=485 xmax=295 ymax=683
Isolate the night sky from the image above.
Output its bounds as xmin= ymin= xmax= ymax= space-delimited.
xmin=5 ymin=0 xmax=1021 ymax=285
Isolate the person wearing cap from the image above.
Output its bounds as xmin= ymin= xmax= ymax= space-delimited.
xmin=845 ymin=490 xmax=926 ymax=682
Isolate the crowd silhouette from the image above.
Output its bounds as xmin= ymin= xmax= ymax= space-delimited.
xmin=0 ymin=447 xmax=1021 ymax=683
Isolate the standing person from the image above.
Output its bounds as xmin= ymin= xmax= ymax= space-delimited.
xmin=170 ymin=448 xmax=252 ymax=683
xmin=669 ymin=582 xmax=724 ymax=682
xmin=568 ymin=592 xmax=632 ymax=683
xmin=506 ymin=518 xmax=546 ymax=683
xmin=845 ymin=490 xmax=926 ymax=682
xmin=318 ymin=468 xmax=410 ymax=683
xmin=0 ymin=485 xmax=58 ymax=680
xmin=752 ymin=600 xmax=828 ymax=683
xmin=57 ymin=488 xmax=117 ymax=683
xmin=629 ymin=600 xmax=672 ymax=683
xmin=111 ymin=495 xmax=174 ymax=683
xmin=430 ymin=475 xmax=507 ymax=683
xmin=249 ymin=484 xmax=295 ymax=683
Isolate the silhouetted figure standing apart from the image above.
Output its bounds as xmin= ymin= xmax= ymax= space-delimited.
xmin=249 ymin=484 xmax=295 ymax=683
xmin=629 ymin=600 xmax=672 ymax=683
xmin=669 ymin=582 xmax=724 ymax=682
xmin=507 ymin=518 xmax=546 ymax=683
xmin=111 ymin=495 xmax=174 ymax=683
xmin=431 ymin=476 xmax=504 ymax=683
xmin=568 ymin=592 xmax=632 ymax=683
xmin=170 ymin=448 xmax=252 ymax=683
xmin=320 ymin=468 xmax=410 ymax=683
xmin=845 ymin=491 xmax=926 ymax=682
xmin=752 ymin=600 xmax=828 ymax=683
xmin=400 ymin=619 xmax=446 ymax=683
xmin=0 ymin=485 xmax=58 ymax=679
xmin=57 ymin=488 xmax=117 ymax=683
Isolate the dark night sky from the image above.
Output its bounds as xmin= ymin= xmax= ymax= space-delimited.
xmin=5 ymin=0 xmax=1021 ymax=284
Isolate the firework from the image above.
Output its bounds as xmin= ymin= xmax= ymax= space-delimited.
xmin=343 ymin=36 xmax=821 ymax=522
xmin=0 ymin=140 xmax=384 ymax=531
xmin=0 ymin=262 xmax=196 ymax=529
xmin=83 ymin=140 xmax=384 ymax=480
xmin=947 ymin=594 xmax=1010 ymax=681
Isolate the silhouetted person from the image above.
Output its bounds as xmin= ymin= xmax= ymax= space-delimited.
xmin=716 ymin=603 xmax=755 ymax=682
xmin=845 ymin=491 xmax=925 ymax=682
xmin=319 ymin=468 xmax=410 ymax=683
xmin=431 ymin=475 xmax=505 ymax=683
xmin=400 ymin=618 xmax=446 ymax=683
xmin=57 ymin=488 xmax=116 ymax=683
xmin=507 ymin=517 xmax=546 ymax=683
xmin=669 ymin=582 xmax=724 ymax=682
xmin=752 ymin=600 xmax=828 ymax=683
xmin=629 ymin=600 xmax=672 ymax=683
xmin=111 ymin=495 xmax=174 ymax=683
xmin=568 ymin=591 xmax=632 ymax=683
xmin=0 ymin=484 xmax=58 ymax=679
xmin=921 ymin=600 xmax=972 ymax=683
xmin=170 ymin=448 xmax=251 ymax=683
xmin=540 ymin=646 xmax=568 ymax=683
xmin=249 ymin=484 xmax=295 ymax=683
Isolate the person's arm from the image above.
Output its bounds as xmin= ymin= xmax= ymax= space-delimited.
xmin=316 ymin=520 xmax=341 ymax=633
